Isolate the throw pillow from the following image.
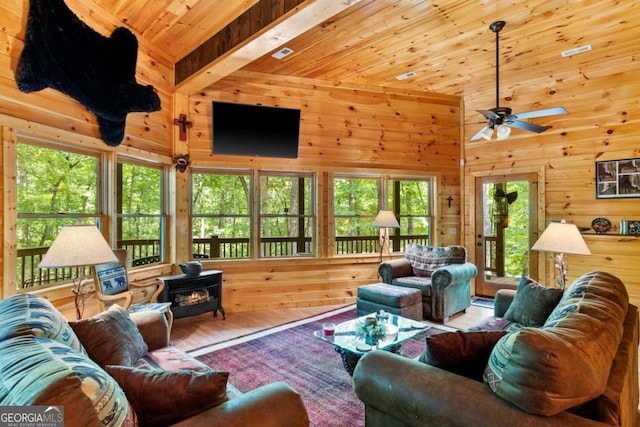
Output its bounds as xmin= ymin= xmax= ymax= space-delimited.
xmin=70 ymin=304 xmax=148 ymax=367
xmin=503 ymin=275 xmax=562 ymax=327
xmin=404 ymin=244 xmax=466 ymax=276
xmin=105 ymin=365 xmax=229 ymax=427
xmin=418 ymin=330 xmax=507 ymax=382
xmin=0 ymin=335 xmax=131 ymax=426
xmin=95 ymin=265 xmax=129 ymax=295
xmin=0 ymin=293 xmax=84 ymax=353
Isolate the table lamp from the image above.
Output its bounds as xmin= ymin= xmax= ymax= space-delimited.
xmin=373 ymin=210 xmax=400 ymax=262
xmin=531 ymin=219 xmax=591 ymax=290
xmin=38 ymin=224 xmax=118 ymax=319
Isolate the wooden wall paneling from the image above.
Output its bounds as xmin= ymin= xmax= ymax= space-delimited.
xmin=172 ymin=93 xmax=190 ymax=267
xmin=184 ymin=72 xmax=461 ymax=312
xmin=216 ymin=256 xmax=386 ymax=312
xmin=1 ymin=126 xmax=18 ymax=300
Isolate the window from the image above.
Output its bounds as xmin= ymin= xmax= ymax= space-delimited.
xmin=191 ymin=171 xmax=252 ymax=259
xmin=333 ymin=175 xmax=433 ymax=255
xmin=116 ymin=160 xmax=166 ymax=266
xmin=334 ymin=176 xmax=380 ymax=254
xmin=387 ymin=178 xmax=432 ymax=251
xmin=16 ymin=141 xmax=102 ymax=289
xmin=259 ymin=172 xmax=314 ymax=257
xmin=191 ymin=170 xmax=315 ymax=259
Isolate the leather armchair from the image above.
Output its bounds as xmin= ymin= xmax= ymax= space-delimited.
xmin=378 ymin=256 xmax=477 ymax=323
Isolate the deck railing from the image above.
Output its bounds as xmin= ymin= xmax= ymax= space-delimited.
xmin=17 ymin=234 xmax=429 ymax=289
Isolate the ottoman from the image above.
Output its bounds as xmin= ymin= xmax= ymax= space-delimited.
xmin=356 ymin=283 xmax=422 ymax=321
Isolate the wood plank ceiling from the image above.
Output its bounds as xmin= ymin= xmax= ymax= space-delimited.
xmin=77 ymin=0 xmax=622 ymax=120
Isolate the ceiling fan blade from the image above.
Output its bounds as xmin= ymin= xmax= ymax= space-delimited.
xmin=507 ymin=120 xmax=550 ymax=133
xmin=477 ymin=109 xmax=500 ymax=120
xmin=470 ymin=125 xmax=493 ymax=141
xmin=510 ymin=107 xmax=567 ymax=120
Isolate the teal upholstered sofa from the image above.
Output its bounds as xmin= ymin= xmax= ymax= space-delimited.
xmin=353 ymin=271 xmax=639 ymax=426
xmin=378 ymin=244 xmax=477 ymax=322
xmin=0 ymin=293 xmax=309 ymax=426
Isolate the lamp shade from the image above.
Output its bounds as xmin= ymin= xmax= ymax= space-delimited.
xmin=38 ymin=224 xmax=118 ymax=268
xmin=531 ymin=220 xmax=591 ymax=256
xmin=373 ymin=210 xmax=400 ymax=228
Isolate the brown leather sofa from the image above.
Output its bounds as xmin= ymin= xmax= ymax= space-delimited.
xmin=0 ymin=293 xmax=309 ymax=426
xmin=353 ymin=271 xmax=639 ymax=426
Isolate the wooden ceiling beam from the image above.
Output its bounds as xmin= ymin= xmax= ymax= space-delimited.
xmin=174 ymin=0 xmax=363 ymax=96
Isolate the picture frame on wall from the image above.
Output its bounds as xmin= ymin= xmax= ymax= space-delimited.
xmin=595 ymin=158 xmax=640 ymax=199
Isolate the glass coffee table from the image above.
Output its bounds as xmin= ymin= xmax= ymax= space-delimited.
xmin=314 ymin=313 xmax=430 ymax=376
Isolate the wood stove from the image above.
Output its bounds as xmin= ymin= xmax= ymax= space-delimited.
xmin=158 ymin=270 xmax=224 ymax=319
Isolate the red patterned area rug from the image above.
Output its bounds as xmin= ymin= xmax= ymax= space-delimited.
xmin=194 ymin=307 xmax=453 ymax=427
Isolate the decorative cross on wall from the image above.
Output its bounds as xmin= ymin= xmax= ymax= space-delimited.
xmin=447 ymin=196 xmax=454 ymax=208
xmin=173 ymin=114 xmax=193 ymax=141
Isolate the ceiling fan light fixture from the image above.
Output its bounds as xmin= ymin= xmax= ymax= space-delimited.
xmin=496 ymin=124 xmax=511 ymax=140
xmin=480 ymin=127 xmax=494 ymax=140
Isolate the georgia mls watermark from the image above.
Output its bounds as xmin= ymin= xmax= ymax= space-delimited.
xmin=0 ymin=406 xmax=64 ymax=427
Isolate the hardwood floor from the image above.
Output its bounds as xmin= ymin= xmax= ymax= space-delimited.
xmin=168 ymin=303 xmax=494 ymax=352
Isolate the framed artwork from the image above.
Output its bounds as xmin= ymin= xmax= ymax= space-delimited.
xmin=595 ymin=158 xmax=640 ymax=199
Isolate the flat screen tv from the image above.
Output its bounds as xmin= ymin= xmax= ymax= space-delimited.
xmin=212 ymin=101 xmax=301 ymax=158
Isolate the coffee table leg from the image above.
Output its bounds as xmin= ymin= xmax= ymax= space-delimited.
xmin=334 ymin=348 xmax=360 ymax=376
xmin=389 ymin=343 xmax=402 ymax=354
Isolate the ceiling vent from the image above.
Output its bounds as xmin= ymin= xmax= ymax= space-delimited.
xmin=395 ymin=71 xmax=417 ymax=80
xmin=561 ymin=44 xmax=592 ymax=58
xmin=272 ymin=47 xmax=294 ymax=59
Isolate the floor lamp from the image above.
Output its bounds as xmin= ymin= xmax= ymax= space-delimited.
xmin=531 ymin=219 xmax=591 ymax=290
xmin=373 ymin=210 xmax=400 ymax=263
xmin=38 ymin=224 xmax=118 ymax=319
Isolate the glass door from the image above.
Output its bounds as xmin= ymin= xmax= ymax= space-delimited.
xmin=474 ymin=174 xmax=538 ymax=297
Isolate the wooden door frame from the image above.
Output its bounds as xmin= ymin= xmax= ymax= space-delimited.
xmin=468 ymin=166 xmax=547 ymax=296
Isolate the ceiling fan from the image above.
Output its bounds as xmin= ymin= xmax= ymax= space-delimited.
xmin=470 ymin=21 xmax=567 ymax=141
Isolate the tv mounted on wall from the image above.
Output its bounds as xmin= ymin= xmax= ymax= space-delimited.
xmin=212 ymin=101 xmax=301 ymax=158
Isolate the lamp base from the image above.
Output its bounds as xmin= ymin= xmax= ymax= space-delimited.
xmin=554 ymin=253 xmax=567 ymax=291
xmin=72 ymin=272 xmax=88 ymax=320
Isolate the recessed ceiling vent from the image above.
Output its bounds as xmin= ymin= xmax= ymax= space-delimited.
xmin=272 ymin=47 xmax=294 ymax=59
xmin=395 ymin=71 xmax=417 ymax=80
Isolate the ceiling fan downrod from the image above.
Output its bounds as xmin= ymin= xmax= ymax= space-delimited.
xmin=490 ymin=21 xmax=505 ymax=111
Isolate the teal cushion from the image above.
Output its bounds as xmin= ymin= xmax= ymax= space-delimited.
xmin=0 ymin=293 xmax=84 ymax=353
xmin=0 ymin=335 xmax=129 ymax=426
xmin=503 ymin=276 xmax=562 ymax=327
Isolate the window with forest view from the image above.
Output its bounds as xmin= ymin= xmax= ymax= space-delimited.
xmin=116 ymin=161 xmax=166 ymax=265
xmin=387 ymin=178 xmax=432 ymax=251
xmin=191 ymin=170 xmax=315 ymax=259
xmin=16 ymin=142 xmax=102 ymax=289
xmin=333 ymin=175 xmax=433 ymax=255
xmin=192 ymin=171 xmax=252 ymax=258
xmin=334 ymin=177 xmax=380 ymax=254
xmin=260 ymin=173 xmax=314 ymax=257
